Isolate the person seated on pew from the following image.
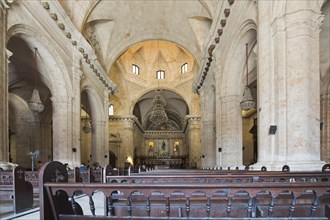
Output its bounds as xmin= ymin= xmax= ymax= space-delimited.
xmin=36 ymin=160 xmax=43 ymax=171
xmin=79 ymin=163 xmax=88 ymax=170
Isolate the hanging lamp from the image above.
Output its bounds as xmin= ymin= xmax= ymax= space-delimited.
xmin=240 ymin=43 xmax=255 ymax=110
xmin=150 ymin=41 xmax=169 ymax=126
xmin=28 ymin=48 xmax=44 ymax=114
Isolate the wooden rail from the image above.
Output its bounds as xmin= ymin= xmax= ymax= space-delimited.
xmin=106 ymin=173 xmax=330 ymax=184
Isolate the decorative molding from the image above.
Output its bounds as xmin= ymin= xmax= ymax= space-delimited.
xmin=0 ymin=0 xmax=13 ymax=11
xmin=38 ymin=0 xmax=117 ymax=94
xmin=193 ymin=0 xmax=236 ymax=93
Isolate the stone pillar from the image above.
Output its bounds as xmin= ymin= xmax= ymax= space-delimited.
xmin=214 ymin=64 xmax=222 ymax=168
xmin=118 ymin=118 xmax=134 ymax=168
xmin=201 ymin=91 xmax=216 ymax=168
xmin=256 ymin=1 xmax=282 ymax=169
xmin=321 ymin=94 xmax=330 ymax=162
xmin=71 ymin=53 xmax=83 ymax=167
xmin=103 ymin=89 xmax=110 ymax=166
xmin=91 ymin=120 xmax=105 ymax=166
xmin=256 ymin=1 xmax=325 ymax=171
xmin=51 ymin=97 xmax=74 ymax=167
xmin=0 ymin=2 xmax=7 ymax=163
xmin=186 ymin=116 xmax=201 ymax=168
xmin=219 ymin=95 xmax=243 ymax=169
xmin=0 ymin=48 xmax=11 ymax=164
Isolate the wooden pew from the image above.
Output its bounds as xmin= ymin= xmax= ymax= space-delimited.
xmin=106 ymin=173 xmax=330 ymax=184
xmin=67 ymin=167 xmax=104 ymax=183
xmin=40 ymin=161 xmax=330 ymax=220
xmin=0 ymin=166 xmax=34 ymax=213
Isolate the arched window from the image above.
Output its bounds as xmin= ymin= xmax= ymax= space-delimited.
xmin=181 ymin=63 xmax=188 ymax=73
xmin=132 ymin=64 xmax=139 ymax=75
xmin=108 ymin=104 xmax=114 ymax=116
xmin=156 ymin=70 xmax=165 ymax=79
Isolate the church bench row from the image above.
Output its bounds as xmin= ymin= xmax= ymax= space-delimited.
xmin=1 ymin=167 xmax=103 ymax=195
xmin=0 ymin=166 xmax=33 ymax=213
xmin=106 ymin=172 xmax=330 ymax=184
xmin=130 ymin=165 xmax=330 ymax=176
xmin=40 ymin=161 xmax=330 ymax=219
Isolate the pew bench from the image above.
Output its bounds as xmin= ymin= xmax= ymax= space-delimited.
xmin=106 ymin=172 xmax=330 ymax=184
xmin=0 ymin=166 xmax=34 ymax=213
xmin=40 ymin=161 xmax=330 ymax=220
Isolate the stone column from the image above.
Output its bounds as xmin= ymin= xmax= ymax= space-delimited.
xmin=0 ymin=48 xmax=11 ymax=164
xmin=0 ymin=0 xmax=14 ymax=167
xmin=103 ymin=89 xmax=110 ymax=166
xmin=219 ymin=95 xmax=243 ymax=169
xmin=256 ymin=1 xmax=325 ymax=171
xmin=256 ymin=1 xmax=282 ymax=169
xmin=186 ymin=116 xmax=201 ymax=168
xmin=0 ymin=2 xmax=7 ymax=163
xmin=214 ymin=64 xmax=222 ymax=168
xmin=71 ymin=53 xmax=83 ymax=167
xmin=51 ymin=97 xmax=74 ymax=167
xmin=91 ymin=120 xmax=105 ymax=166
xmin=118 ymin=118 xmax=134 ymax=168
xmin=201 ymin=89 xmax=216 ymax=168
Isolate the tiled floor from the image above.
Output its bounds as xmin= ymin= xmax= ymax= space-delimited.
xmin=0 ymin=191 xmax=105 ymax=220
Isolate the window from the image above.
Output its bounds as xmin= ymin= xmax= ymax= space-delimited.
xmin=156 ymin=70 xmax=165 ymax=79
xmin=132 ymin=64 xmax=139 ymax=75
xmin=181 ymin=63 xmax=188 ymax=74
xmin=108 ymin=104 xmax=114 ymax=116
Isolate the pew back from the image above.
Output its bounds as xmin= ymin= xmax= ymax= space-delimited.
xmin=40 ymin=161 xmax=330 ymax=220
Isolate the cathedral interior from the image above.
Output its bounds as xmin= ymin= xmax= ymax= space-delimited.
xmin=0 ymin=0 xmax=329 ymax=172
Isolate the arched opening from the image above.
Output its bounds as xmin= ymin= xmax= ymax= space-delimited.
xmin=80 ymin=90 xmax=92 ymax=166
xmin=7 ymin=36 xmax=53 ymax=170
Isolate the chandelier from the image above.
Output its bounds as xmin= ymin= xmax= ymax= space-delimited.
xmin=240 ymin=43 xmax=255 ymax=110
xmin=150 ymin=90 xmax=168 ymax=126
xmin=28 ymin=47 xmax=44 ymax=114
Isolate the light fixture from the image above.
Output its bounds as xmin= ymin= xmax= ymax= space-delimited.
xmin=28 ymin=48 xmax=44 ymax=114
xmin=150 ymin=89 xmax=168 ymax=126
xmin=82 ymin=92 xmax=91 ymax=133
xmin=240 ymin=43 xmax=255 ymax=110
xmin=150 ymin=41 xmax=169 ymax=127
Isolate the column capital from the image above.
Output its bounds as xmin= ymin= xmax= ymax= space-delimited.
xmin=285 ymin=9 xmax=324 ymax=38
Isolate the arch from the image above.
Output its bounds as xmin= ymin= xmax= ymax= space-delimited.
xmin=6 ymin=24 xmax=73 ymax=99
xmin=221 ymin=20 xmax=257 ymax=97
xmin=133 ymin=89 xmax=190 ymax=130
xmin=82 ymin=86 xmax=104 ymax=122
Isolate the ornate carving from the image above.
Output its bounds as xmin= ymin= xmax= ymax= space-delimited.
xmin=0 ymin=0 xmax=13 ymax=10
